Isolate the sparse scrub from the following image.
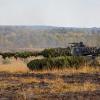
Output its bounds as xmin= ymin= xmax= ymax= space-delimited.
xmin=2 ymin=58 xmax=11 ymax=64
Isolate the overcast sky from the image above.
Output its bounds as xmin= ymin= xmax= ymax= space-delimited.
xmin=0 ymin=0 xmax=100 ymax=27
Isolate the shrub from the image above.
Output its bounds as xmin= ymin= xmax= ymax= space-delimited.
xmin=14 ymin=51 xmax=40 ymax=59
xmin=2 ymin=58 xmax=11 ymax=64
xmin=0 ymin=51 xmax=41 ymax=60
xmin=15 ymin=52 xmax=32 ymax=59
xmin=41 ymin=47 xmax=71 ymax=57
xmin=0 ymin=52 xmax=15 ymax=59
xmin=27 ymin=56 xmax=87 ymax=71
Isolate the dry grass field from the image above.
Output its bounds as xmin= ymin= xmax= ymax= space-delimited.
xmin=0 ymin=58 xmax=100 ymax=100
xmin=0 ymin=56 xmax=43 ymax=73
xmin=0 ymin=58 xmax=29 ymax=73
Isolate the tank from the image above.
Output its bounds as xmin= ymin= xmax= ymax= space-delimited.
xmin=69 ymin=42 xmax=100 ymax=56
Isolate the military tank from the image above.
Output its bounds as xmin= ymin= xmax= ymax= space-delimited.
xmin=69 ymin=42 xmax=100 ymax=57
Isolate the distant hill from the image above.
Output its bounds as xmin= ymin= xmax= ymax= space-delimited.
xmin=0 ymin=26 xmax=100 ymax=51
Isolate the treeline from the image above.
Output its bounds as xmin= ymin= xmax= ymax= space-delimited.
xmin=1 ymin=26 xmax=100 ymax=49
xmin=0 ymin=47 xmax=72 ymax=59
xmin=0 ymin=51 xmax=40 ymax=59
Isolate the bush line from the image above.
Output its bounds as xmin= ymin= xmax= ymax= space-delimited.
xmin=27 ymin=56 xmax=89 ymax=70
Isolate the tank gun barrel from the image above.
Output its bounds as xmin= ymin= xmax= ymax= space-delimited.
xmin=68 ymin=43 xmax=79 ymax=45
xmin=69 ymin=43 xmax=79 ymax=44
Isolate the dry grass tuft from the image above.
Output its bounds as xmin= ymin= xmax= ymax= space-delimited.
xmin=19 ymin=77 xmax=40 ymax=83
xmin=50 ymin=82 xmax=100 ymax=93
xmin=33 ymin=66 xmax=100 ymax=75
